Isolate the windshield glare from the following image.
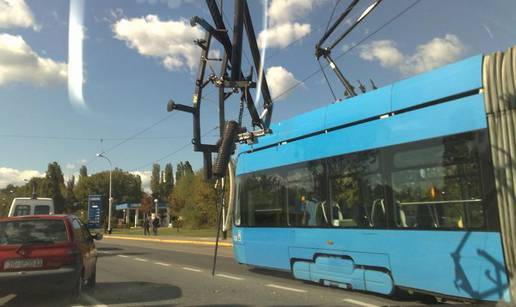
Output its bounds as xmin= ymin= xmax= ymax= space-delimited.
xmin=0 ymin=0 xmax=515 ymax=306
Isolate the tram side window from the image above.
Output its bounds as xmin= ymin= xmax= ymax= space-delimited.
xmin=243 ymin=171 xmax=286 ymax=226
xmin=328 ymin=150 xmax=386 ymax=228
xmin=286 ymin=161 xmax=327 ymax=227
xmin=391 ymin=132 xmax=485 ymax=230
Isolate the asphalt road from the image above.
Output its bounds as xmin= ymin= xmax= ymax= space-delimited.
xmin=1 ymin=237 xmax=469 ymax=307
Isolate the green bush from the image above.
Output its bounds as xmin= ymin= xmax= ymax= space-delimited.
xmin=169 ymin=171 xmax=218 ymax=229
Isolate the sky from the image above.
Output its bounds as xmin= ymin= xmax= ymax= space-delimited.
xmin=0 ymin=0 xmax=515 ymax=191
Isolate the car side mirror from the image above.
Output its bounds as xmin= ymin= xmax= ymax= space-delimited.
xmin=92 ymin=232 xmax=103 ymax=241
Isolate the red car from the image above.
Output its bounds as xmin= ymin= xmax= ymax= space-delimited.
xmin=0 ymin=215 xmax=102 ymax=300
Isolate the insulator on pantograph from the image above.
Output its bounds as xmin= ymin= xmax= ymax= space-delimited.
xmin=370 ymin=78 xmax=378 ymax=90
xmin=358 ymin=80 xmax=367 ymax=93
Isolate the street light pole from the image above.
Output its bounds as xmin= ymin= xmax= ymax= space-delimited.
xmin=97 ymin=153 xmax=113 ymax=233
xmin=154 ymin=199 xmax=158 ymax=217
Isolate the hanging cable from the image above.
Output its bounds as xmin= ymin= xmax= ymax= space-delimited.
xmin=318 ymin=59 xmax=338 ymax=102
xmin=271 ymin=0 xmax=422 ymax=102
xmin=324 ymin=0 xmax=343 ymax=34
xmin=242 ymin=0 xmax=421 ymax=119
xmin=130 ymin=126 xmax=219 ymax=172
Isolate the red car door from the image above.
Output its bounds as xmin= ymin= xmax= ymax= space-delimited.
xmin=70 ymin=218 xmax=92 ymax=279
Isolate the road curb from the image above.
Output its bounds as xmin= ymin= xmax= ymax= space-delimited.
xmin=104 ymin=235 xmax=233 ymax=247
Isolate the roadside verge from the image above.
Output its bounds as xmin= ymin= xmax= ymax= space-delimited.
xmin=104 ymin=235 xmax=233 ymax=247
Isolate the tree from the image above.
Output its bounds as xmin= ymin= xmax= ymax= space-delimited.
xmin=65 ymin=176 xmax=77 ymax=212
xmin=85 ymin=168 xmax=142 ymax=223
xmin=162 ymin=163 xmax=174 ymax=199
xmin=79 ymin=165 xmax=88 ymax=178
xmin=176 ymin=161 xmax=193 ymax=183
xmin=150 ymin=163 xmax=161 ymax=200
xmin=46 ymin=162 xmax=66 ymax=213
xmin=140 ymin=192 xmax=152 ymax=216
xmin=169 ymin=170 xmax=217 ymax=229
xmin=1 ymin=184 xmax=18 ymax=217
xmin=75 ymin=166 xmax=89 ymax=210
xmin=184 ymin=161 xmax=193 ymax=175
xmin=176 ymin=162 xmax=184 ymax=182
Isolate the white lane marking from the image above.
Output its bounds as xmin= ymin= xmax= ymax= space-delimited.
xmin=117 ymin=255 xmax=129 ymax=258
xmin=134 ymin=257 xmax=148 ymax=262
xmin=216 ymin=273 xmax=244 ymax=281
xmin=0 ymin=294 xmax=17 ymax=305
xmin=182 ymin=266 xmax=202 ymax=272
xmin=98 ymin=250 xmax=112 ymax=254
xmin=266 ymin=284 xmax=307 ymax=293
xmin=342 ymin=298 xmax=379 ymax=307
xmin=154 ymin=262 xmax=171 ymax=267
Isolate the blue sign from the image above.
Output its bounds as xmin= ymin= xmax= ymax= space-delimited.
xmin=87 ymin=195 xmax=102 ymax=229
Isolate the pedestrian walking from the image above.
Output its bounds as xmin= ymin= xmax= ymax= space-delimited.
xmin=143 ymin=216 xmax=150 ymax=236
xmin=152 ymin=216 xmax=160 ymax=236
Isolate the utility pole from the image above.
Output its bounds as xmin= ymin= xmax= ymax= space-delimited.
xmin=97 ymin=153 xmax=113 ymax=234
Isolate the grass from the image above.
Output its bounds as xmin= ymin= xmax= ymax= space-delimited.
xmin=108 ymin=226 xmax=231 ymax=238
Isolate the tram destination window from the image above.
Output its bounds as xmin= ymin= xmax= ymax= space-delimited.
xmin=391 ymin=133 xmax=485 ymax=230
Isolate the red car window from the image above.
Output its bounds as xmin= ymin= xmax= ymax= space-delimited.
xmin=71 ymin=218 xmax=86 ymax=243
xmin=0 ymin=219 xmax=68 ymax=245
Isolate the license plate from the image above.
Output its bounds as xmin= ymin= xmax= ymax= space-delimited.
xmin=4 ymin=258 xmax=43 ymax=270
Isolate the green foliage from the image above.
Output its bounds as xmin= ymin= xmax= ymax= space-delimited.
xmin=140 ymin=192 xmax=152 ymax=214
xmin=175 ymin=161 xmax=193 ymax=183
xmin=46 ymin=162 xmax=66 ymax=213
xmin=150 ymin=163 xmax=175 ymax=202
xmin=184 ymin=161 xmax=193 ymax=174
xmin=176 ymin=162 xmax=184 ymax=182
xmin=73 ymin=168 xmax=142 ymax=221
xmin=150 ymin=163 xmax=161 ymax=200
xmin=16 ymin=177 xmax=51 ymax=199
xmin=162 ymin=163 xmax=174 ymax=198
xmin=74 ymin=167 xmax=89 ymax=210
xmin=0 ymin=185 xmax=18 ymax=217
xmin=169 ymin=171 xmax=218 ymax=229
xmin=1 ymin=160 xmax=220 ymax=230
xmin=65 ymin=175 xmax=78 ymax=212
xmin=79 ymin=165 xmax=88 ymax=178
xmin=1 ymin=162 xmax=68 ymax=214
xmin=67 ymin=167 xmax=142 ymax=220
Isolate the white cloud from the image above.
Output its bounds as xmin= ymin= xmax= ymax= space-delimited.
xmin=266 ymin=66 xmax=301 ymax=101
xmin=268 ymin=0 xmax=320 ymax=26
xmin=131 ymin=171 xmax=151 ymax=193
xmin=258 ymin=0 xmax=322 ymax=49
xmin=65 ymin=163 xmax=76 ymax=170
xmin=112 ymin=15 xmax=204 ymax=71
xmin=136 ymin=0 xmax=194 ymax=9
xmin=359 ymin=34 xmax=466 ymax=76
xmin=258 ymin=22 xmax=310 ymax=49
xmin=359 ymin=40 xmax=404 ymax=67
xmin=0 ymin=0 xmax=38 ymax=30
xmin=0 ymin=167 xmax=45 ymax=188
xmin=0 ymin=34 xmax=67 ymax=86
